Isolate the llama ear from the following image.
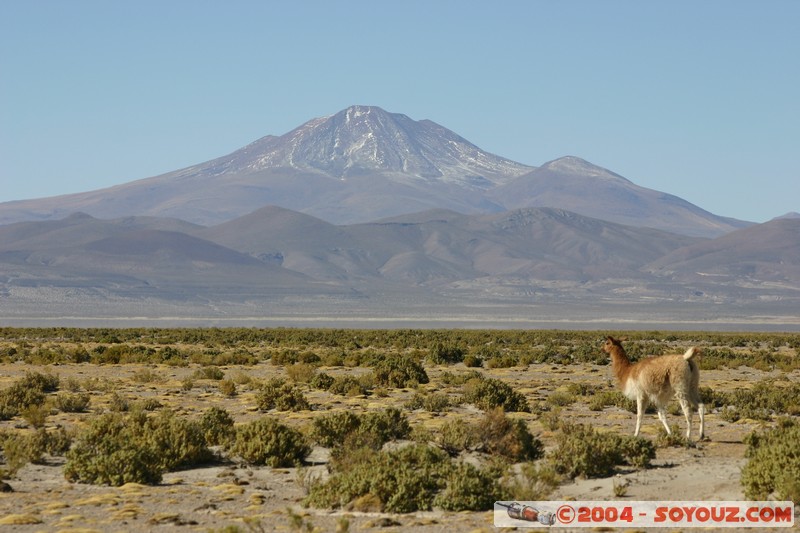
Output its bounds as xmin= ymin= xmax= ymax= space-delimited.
xmin=618 ymin=336 xmax=628 ymax=342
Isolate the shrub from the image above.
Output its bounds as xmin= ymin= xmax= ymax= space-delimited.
xmin=108 ymin=392 xmax=130 ymax=412
xmin=305 ymin=444 xmax=450 ymax=512
xmin=55 ymin=392 xmax=91 ymax=413
xmin=64 ymin=410 xmax=213 ymax=486
xmin=722 ymin=380 xmax=800 ymax=419
xmin=372 ymin=356 xmax=428 ymax=388
xmin=655 ymin=425 xmax=694 ymax=448
xmin=437 ymin=418 xmax=478 ymax=456
xmin=587 ymin=390 xmax=637 ymax=413
xmin=546 ymin=390 xmax=576 ymax=407
xmin=228 ymin=417 xmax=310 ymax=467
xmin=359 ymin=408 xmax=411 ymax=444
xmin=0 ymin=371 xmax=59 ymax=420
xmin=327 ymin=375 xmax=369 ymax=396
xmin=476 ymin=408 xmax=543 ymax=461
xmin=463 ymin=377 xmax=530 ymax=412
xmin=132 ymin=368 xmax=161 ymax=383
xmin=428 ymin=343 xmax=465 ymax=365
xmin=306 ymin=443 xmax=499 ymax=512
xmin=64 ymin=413 xmax=163 ymax=485
xmin=218 ymin=379 xmax=237 ymax=397
xmin=21 ymin=404 xmax=49 ymax=428
xmin=485 ymin=355 xmax=517 ymax=369
xmin=548 ymin=422 xmax=654 ymax=479
xmin=741 ymin=419 xmax=800 ymax=501
xmin=286 ymin=363 xmax=317 ymax=383
xmin=136 ymin=410 xmax=213 ymax=471
xmin=501 ymin=461 xmax=559 ymax=501
xmin=255 ymin=378 xmax=310 ymax=411
xmin=462 ymin=354 xmax=483 ymax=368
xmin=310 ymin=372 xmax=335 ymax=390
xmin=193 ymin=366 xmax=225 ymax=380
xmin=404 ymin=391 xmax=451 ymax=412
xmin=1 ymin=427 xmax=73 ymax=477
xmin=432 ymin=461 xmax=500 ymax=511
xmin=200 ymin=406 xmax=235 ymax=446
xmin=311 ymin=411 xmax=361 ymax=448
xmin=440 ymin=370 xmax=483 ymax=386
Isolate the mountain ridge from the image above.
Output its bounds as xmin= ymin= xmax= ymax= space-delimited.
xmin=0 ymin=105 xmax=751 ymax=236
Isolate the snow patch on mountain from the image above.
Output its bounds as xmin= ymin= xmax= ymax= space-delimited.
xmin=211 ymin=106 xmax=532 ymax=189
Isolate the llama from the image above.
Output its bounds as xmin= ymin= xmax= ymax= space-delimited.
xmin=602 ymin=336 xmax=704 ymax=440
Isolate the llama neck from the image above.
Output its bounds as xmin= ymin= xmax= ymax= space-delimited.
xmin=609 ymin=346 xmax=633 ymax=384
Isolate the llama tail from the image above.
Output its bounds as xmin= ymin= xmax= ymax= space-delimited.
xmin=683 ymin=347 xmax=700 ymax=360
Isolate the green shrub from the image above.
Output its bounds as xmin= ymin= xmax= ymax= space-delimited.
xmin=310 ymin=372 xmax=335 ymax=390
xmin=372 ymin=356 xmax=428 ymax=388
xmin=255 ymin=378 xmax=310 ymax=411
xmin=0 ymin=371 xmax=59 ymax=420
xmin=132 ymin=368 xmax=161 ymax=383
xmin=428 ymin=343 xmax=465 ymax=365
xmin=359 ymin=408 xmax=411 ymax=444
xmin=65 ymin=413 xmax=163 ymax=485
xmin=200 ymin=406 xmax=235 ymax=446
xmin=437 ymin=418 xmax=478 ymax=456
xmin=108 ymin=392 xmax=130 ymax=412
xmin=55 ymin=392 xmax=91 ymax=413
xmin=587 ymin=390 xmax=637 ymax=413
xmin=462 ymin=354 xmax=483 ymax=367
xmin=548 ymin=423 xmax=654 ymax=479
xmin=64 ymin=410 xmax=212 ymax=486
xmin=327 ymin=375 xmax=369 ymax=396
xmin=546 ymin=389 xmax=576 ymax=407
xmin=191 ymin=366 xmax=225 ymax=380
xmin=135 ymin=410 xmax=213 ymax=471
xmin=311 ymin=411 xmax=361 ymax=448
xmin=741 ymin=419 xmax=800 ymax=501
xmin=404 ymin=391 xmax=451 ymax=412
xmin=502 ymin=461 xmax=559 ymax=501
xmin=655 ymin=425 xmax=694 ymax=448
xmin=432 ymin=461 xmax=500 ymax=511
xmin=1 ymin=427 xmax=73 ymax=478
xmin=306 ymin=443 xmax=499 ymax=513
xmin=485 ymin=355 xmax=517 ymax=369
xmin=228 ymin=417 xmax=310 ymax=467
xmin=305 ymin=444 xmax=450 ymax=512
xmin=722 ymin=380 xmax=800 ymax=419
xmin=286 ymin=362 xmax=317 ymax=383
xmin=463 ymin=377 xmax=530 ymax=412
xmin=440 ymin=370 xmax=483 ymax=386
xmin=1 ymin=431 xmax=45 ymax=476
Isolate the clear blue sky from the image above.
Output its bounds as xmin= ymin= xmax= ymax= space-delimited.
xmin=2 ymin=1 xmax=798 ymax=223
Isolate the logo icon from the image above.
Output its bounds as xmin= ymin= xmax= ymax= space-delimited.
xmin=495 ymin=501 xmax=557 ymax=525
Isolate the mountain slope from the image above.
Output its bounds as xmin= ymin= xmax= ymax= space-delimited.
xmin=646 ymin=218 xmax=800 ymax=285
xmin=0 ymin=105 xmax=754 ymax=236
xmin=198 ymin=205 xmax=699 ymax=286
xmin=487 ymin=156 xmax=750 ymax=237
xmin=0 ymin=106 xmax=530 ymax=226
xmin=0 ymin=214 xmax=324 ymax=297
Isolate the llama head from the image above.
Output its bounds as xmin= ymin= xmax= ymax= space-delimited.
xmin=602 ymin=336 xmax=626 ymax=354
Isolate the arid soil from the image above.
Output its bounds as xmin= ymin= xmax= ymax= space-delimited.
xmin=0 ymin=358 xmax=795 ymax=532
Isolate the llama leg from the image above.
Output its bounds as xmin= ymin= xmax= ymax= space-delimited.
xmin=634 ymin=396 xmax=644 ymax=437
xmin=698 ymin=403 xmax=705 ymax=440
xmin=657 ymin=408 xmax=671 ymax=434
xmin=678 ymin=398 xmax=692 ymax=439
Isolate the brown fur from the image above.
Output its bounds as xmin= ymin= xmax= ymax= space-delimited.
xmin=603 ymin=336 xmax=704 ymax=440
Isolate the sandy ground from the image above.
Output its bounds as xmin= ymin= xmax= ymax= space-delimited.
xmin=0 ymin=360 xmax=796 ymax=532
